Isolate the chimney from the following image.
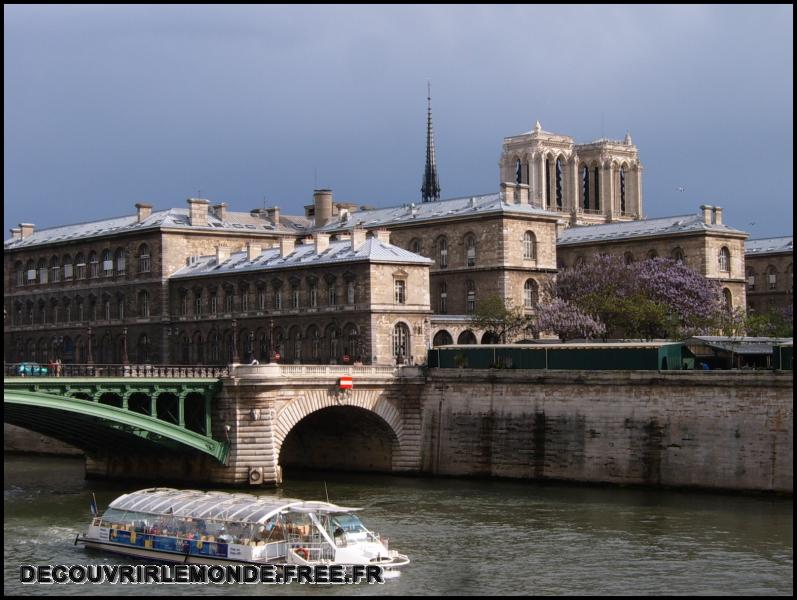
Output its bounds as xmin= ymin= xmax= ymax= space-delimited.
xmin=135 ymin=203 xmax=153 ymax=223
xmin=215 ymin=246 xmax=229 ymax=265
xmin=712 ymin=206 xmax=723 ymax=225
xmin=314 ymin=232 xmax=330 ymax=254
xmin=374 ymin=229 xmax=391 ymax=244
xmin=313 ymin=189 xmax=333 ymax=228
xmin=518 ymin=184 xmax=529 ymax=204
xmin=188 ymin=198 xmax=209 ymax=227
xmin=10 ymin=227 xmax=22 ymax=240
xmin=246 ymin=242 xmax=261 ymax=261
xmin=500 ymin=182 xmax=518 ymax=203
xmin=351 ymin=227 xmax=367 ymax=250
xmin=700 ymin=205 xmax=713 ymax=224
xmin=280 ymin=237 xmax=296 ymax=258
xmin=266 ymin=206 xmax=280 ymax=225
xmin=212 ymin=203 xmax=227 ymax=221
xmin=19 ymin=223 xmax=35 ymax=238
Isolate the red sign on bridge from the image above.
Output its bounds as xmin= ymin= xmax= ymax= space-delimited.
xmin=339 ymin=376 xmax=353 ymax=390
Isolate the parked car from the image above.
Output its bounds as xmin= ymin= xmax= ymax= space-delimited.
xmin=16 ymin=362 xmax=48 ymax=376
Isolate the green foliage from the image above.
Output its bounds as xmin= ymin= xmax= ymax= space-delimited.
xmin=469 ymin=295 xmax=528 ymax=343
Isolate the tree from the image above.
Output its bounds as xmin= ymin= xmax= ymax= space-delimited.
xmin=552 ymin=255 xmax=725 ymax=339
xmin=469 ymin=295 xmax=528 ymax=343
xmin=533 ymin=298 xmax=606 ymax=341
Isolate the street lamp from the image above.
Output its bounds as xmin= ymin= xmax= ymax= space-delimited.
xmin=86 ymin=326 xmax=94 ymax=365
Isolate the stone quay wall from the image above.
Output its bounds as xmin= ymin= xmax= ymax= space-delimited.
xmin=419 ymin=370 xmax=793 ymax=493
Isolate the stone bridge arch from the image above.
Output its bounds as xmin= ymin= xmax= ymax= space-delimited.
xmin=273 ymin=388 xmax=420 ymax=475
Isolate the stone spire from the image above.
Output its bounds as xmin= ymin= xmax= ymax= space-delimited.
xmin=624 ymin=131 xmax=633 ymax=145
xmin=533 ymin=120 xmax=542 ymax=133
xmin=421 ymin=81 xmax=441 ymax=203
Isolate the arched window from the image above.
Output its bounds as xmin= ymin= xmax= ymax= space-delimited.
xmin=619 ymin=166 xmax=627 ymax=214
xmin=624 ymin=252 xmax=635 ymax=265
xmin=138 ymin=244 xmax=151 ymax=274
xmin=102 ymin=249 xmax=113 ymax=276
xmin=523 ymin=231 xmax=536 ymax=260
xmin=328 ymin=283 xmax=337 ymax=306
xmin=392 ymin=323 xmax=410 ymax=362
xmin=555 ymin=157 xmax=564 ymax=210
xmin=104 ymin=297 xmax=111 ymax=321
xmin=117 ymin=295 xmax=125 ymax=321
xmin=308 ymin=326 xmax=321 ymax=362
xmin=593 ymin=167 xmax=601 ymax=210
xmin=582 ymin=165 xmax=590 ymax=209
xmin=457 ymin=330 xmax=477 ymax=345
xmin=347 ymin=280 xmax=356 ymax=305
xmin=719 ymin=247 xmax=731 ymax=273
xmin=766 ymin=265 xmax=778 ymax=290
xmin=466 ymin=280 xmax=476 ymax=314
xmin=439 ymin=281 xmax=447 ymax=314
xmin=115 ymin=248 xmax=126 ymax=275
xmin=433 ymin=330 xmax=453 ymax=346
xmin=524 ymin=279 xmax=539 ymax=308
xmin=209 ymin=332 xmax=221 ymax=363
xmin=646 ymin=249 xmax=659 ymax=259
xmin=746 ymin=267 xmax=756 ymax=291
xmin=194 ymin=289 xmax=203 ymax=316
xmin=722 ymin=288 xmax=733 ymax=312
xmin=257 ymin=286 xmax=266 ymax=311
xmin=139 ymin=290 xmax=150 ymax=318
xmin=50 ymin=256 xmax=61 ymax=283
xmin=225 ymin=287 xmax=235 ymax=312
xmin=74 ymin=254 xmax=86 ymax=280
xmin=672 ymin=247 xmax=685 ymax=264
xmin=63 ymin=254 xmax=73 ymax=281
xmin=438 ymin=237 xmax=448 ymax=268
xmin=308 ymin=281 xmax=318 ymax=307
xmin=89 ymin=252 xmax=98 ymax=278
xmin=209 ymin=290 xmax=218 ymax=314
xmin=38 ymin=258 xmax=48 ymax=284
xmin=465 ymin=234 xmax=476 ymax=267
xmin=410 ymin=239 xmax=421 ymax=255
xmin=515 ymin=158 xmax=522 ymax=185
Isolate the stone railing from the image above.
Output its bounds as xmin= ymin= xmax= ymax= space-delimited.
xmin=230 ymin=363 xmax=423 ymax=380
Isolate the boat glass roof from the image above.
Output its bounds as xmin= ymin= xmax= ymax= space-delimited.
xmin=107 ymin=488 xmax=358 ymax=524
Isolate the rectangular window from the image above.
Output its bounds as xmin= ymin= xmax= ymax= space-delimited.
xmin=180 ymin=296 xmax=188 ymax=316
xmin=90 ymin=260 xmax=99 ymax=278
xmin=139 ymin=255 xmax=151 ymax=274
xmin=258 ymin=290 xmax=266 ymax=311
xmin=27 ymin=269 xmax=36 ymax=282
xmin=395 ymin=280 xmax=406 ymax=304
xmin=76 ymin=263 xmax=86 ymax=279
xmin=78 ymin=304 xmax=84 ymax=322
xmin=39 ymin=268 xmax=48 ymax=284
xmin=210 ymin=295 xmax=218 ymax=314
xmin=440 ymin=292 xmax=447 ymax=314
xmin=195 ymin=297 xmax=202 ymax=316
xmin=118 ymin=301 xmax=124 ymax=321
xmin=103 ymin=260 xmax=114 ymax=275
xmin=466 ymin=247 xmax=475 ymax=267
xmin=747 ymin=276 xmax=755 ymax=290
xmin=225 ymin=295 xmax=234 ymax=313
xmin=116 ymin=257 xmax=126 ymax=275
xmin=274 ymin=291 xmax=282 ymax=310
xmin=328 ymin=286 xmax=336 ymax=306
xmin=64 ymin=264 xmax=73 ymax=280
xmin=769 ymin=274 xmax=777 ymax=290
xmin=310 ymin=285 xmax=318 ymax=307
xmin=347 ymin=282 xmax=355 ymax=305
xmin=51 ymin=266 xmax=61 ymax=283
xmin=16 ymin=270 xmax=24 ymax=286
xmin=242 ymin=294 xmax=249 ymax=312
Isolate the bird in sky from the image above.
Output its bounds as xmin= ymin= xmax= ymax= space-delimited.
xmin=676 ymin=187 xmax=685 ymax=193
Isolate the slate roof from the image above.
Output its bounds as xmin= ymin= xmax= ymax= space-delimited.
xmin=318 ymin=193 xmax=560 ymax=233
xmin=170 ymin=237 xmax=432 ymax=280
xmin=557 ymin=212 xmax=747 ymax=246
xmin=4 ymin=208 xmax=312 ymax=250
xmin=686 ymin=336 xmax=793 ymax=355
xmin=744 ymin=236 xmax=793 ymax=256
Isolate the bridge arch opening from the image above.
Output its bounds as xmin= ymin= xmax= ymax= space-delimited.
xmin=184 ymin=393 xmax=207 ymax=435
xmin=278 ymin=406 xmax=398 ymax=476
xmin=98 ymin=392 xmax=123 ymax=409
xmin=128 ymin=393 xmax=151 ymax=416
xmin=156 ymin=393 xmax=180 ymax=425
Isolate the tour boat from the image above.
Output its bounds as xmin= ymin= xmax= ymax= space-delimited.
xmin=77 ymin=487 xmax=409 ymax=571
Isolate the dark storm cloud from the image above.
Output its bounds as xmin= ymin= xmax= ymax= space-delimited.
xmin=4 ymin=5 xmax=793 ymax=238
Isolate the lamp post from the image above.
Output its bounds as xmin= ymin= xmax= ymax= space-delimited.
xmin=247 ymin=330 xmax=254 ymax=363
xmin=121 ymin=327 xmax=129 ymax=365
xmin=86 ymin=326 xmax=94 ymax=365
xmin=269 ymin=318 xmax=276 ymax=363
xmin=231 ymin=319 xmax=240 ymax=364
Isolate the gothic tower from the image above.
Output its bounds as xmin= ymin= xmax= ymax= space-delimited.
xmin=421 ymin=82 xmax=441 ymax=203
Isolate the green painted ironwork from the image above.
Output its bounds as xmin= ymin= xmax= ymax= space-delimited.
xmin=3 ymin=378 xmax=227 ymax=463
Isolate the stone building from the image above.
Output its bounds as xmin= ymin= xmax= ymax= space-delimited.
xmin=556 ymin=205 xmax=749 ymax=311
xmin=6 ymin=116 xmax=767 ymax=361
xmin=744 ymin=237 xmax=793 ymax=315
xmin=498 ymin=121 xmax=643 ymax=224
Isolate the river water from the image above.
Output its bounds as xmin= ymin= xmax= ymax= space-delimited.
xmin=3 ymin=455 xmax=793 ymax=595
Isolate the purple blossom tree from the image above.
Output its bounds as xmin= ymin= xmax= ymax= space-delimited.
xmin=533 ymin=298 xmax=606 ymax=341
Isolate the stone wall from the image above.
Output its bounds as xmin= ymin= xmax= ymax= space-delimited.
xmin=419 ymin=370 xmax=792 ymax=493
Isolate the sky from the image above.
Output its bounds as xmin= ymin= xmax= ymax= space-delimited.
xmin=4 ymin=5 xmax=794 ymax=240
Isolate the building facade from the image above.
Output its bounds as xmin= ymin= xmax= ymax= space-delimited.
xmin=7 ymin=121 xmax=774 ymax=364
xmin=745 ymin=237 xmax=794 ymax=315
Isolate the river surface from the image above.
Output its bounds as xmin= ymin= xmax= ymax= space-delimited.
xmin=3 ymin=455 xmax=793 ymax=596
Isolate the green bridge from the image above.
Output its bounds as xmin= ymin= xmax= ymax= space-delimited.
xmin=4 ymin=377 xmax=228 ymax=463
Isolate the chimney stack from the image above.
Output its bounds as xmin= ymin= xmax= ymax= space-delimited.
xmin=10 ymin=227 xmax=22 ymax=240
xmin=712 ymin=206 xmax=723 ymax=225
xmin=314 ymin=232 xmax=330 ymax=255
xmin=266 ymin=206 xmax=280 ymax=225
xmin=135 ymin=203 xmax=153 ymax=223
xmin=313 ymin=189 xmax=333 ymax=228
xmin=700 ymin=205 xmax=713 ymax=225
xmin=280 ymin=237 xmax=296 ymax=258
xmin=212 ymin=203 xmax=227 ymax=221
xmin=215 ymin=246 xmax=229 ymax=265
xmin=19 ymin=223 xmax=35 ymax=238
xmin=246 ymin=242 xmax=261 ymax=262
xmin=351 ymin=227 xmax=367 ymax=250
xmin=374 ymin=229 xmax=391 ymax=244
xmin=188 ymin=198 xmax=210 ymax=227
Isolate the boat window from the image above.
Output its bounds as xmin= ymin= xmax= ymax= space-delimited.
xmin=331 ymin=513 xmax=367 ymax=534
